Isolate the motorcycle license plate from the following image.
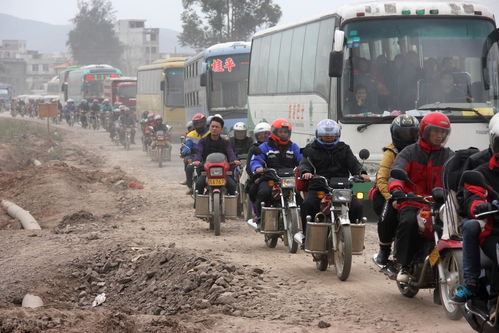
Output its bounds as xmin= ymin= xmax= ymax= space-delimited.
xmin=156 ymin=141 xmax=165 ymax=146
xmin=429 ymin=248 xmax=439 ymax=266
xmin=208 ymin=178 xmax=225 ymax=186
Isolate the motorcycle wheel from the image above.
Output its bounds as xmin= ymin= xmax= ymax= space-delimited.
xmin=439 ymin=249 xmax=464 ymax=320
xmin=213 ymin=192 xmax=221 ymax=236
xmin=265 ymin=235 xmax=278 ymax=248
xmin=316 ymin=255 xmax=328 ymax=271
xmin=125 ymin=136 xmax=130 ymax=151
xmin=333 ymin=223 xmax=352 ymax=281
xmin=159 ymin=148 xmax=163 ymax=168
xmin=285 ymin=208 xmax=299 ymax=254
xmin=397 ymin=281 xmax=419 ymax=298
xmin=166 ymin=146 xmax=172 ymax=161
xmin=243 ymin=195 xmax=252 ymax=221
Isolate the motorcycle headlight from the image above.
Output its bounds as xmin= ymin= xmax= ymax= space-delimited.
xmin=210 ymin=167 xmax=224 ymax=177
xmin=332 ymin=189 xmax=352 ymax=203
xmin=280 ymin=177 xmax=296 ymax=189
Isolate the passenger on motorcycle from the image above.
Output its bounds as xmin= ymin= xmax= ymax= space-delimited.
xmin=230 ymin=122 xmax=253 ymax=156
xmin=62 ymin=99 xmax=76 ymax=123
xmin=118 ymin=106 xmax=136 ymax=144
xmin=152 ymin=115 xmax=169 ymax=133
xmin=451 ymin=122 xmax=499 ymax=310
xmin=297 ymin=119 xmax=370 ymax=241
xmin=245 ymin=122 xmax=271 ymax=215
xmin=192 ymin=116 xmax=240 ymax=195
xmin=181 ymin=113 xmax=210 ymax=193
xmin=371 ymin=115 xmax=419 ymax=265
xmin=389 ymin=112 xmax=454 ymax=283
xmin=250 ymin=118 xmax=303 ymax=225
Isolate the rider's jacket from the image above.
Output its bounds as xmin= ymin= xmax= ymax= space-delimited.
xmin=246 ymin=142 xmax=262 ymax=177
xmin=389 ymin=139 xmax=453 ymax=209
xmin=119 ymin=113 xmax=136 ymax=127
xmin=90 ymin=103 xmax=100 ymax=113
xmin=230 ymin=137 xmax=253 ymax=156
xmin=181 ymin=128 xmax=210 ymax=157
xmin=299 ymin=139 xmax=366 ymax=180
xmin=250 ymin=138 xmax=302 ymax=172
xmin=101 ymin=104 xmax=113 ymax=112
xmin=372 ymin=143 xmax=398 ymax=200
xmin=194 ymin=135 xmax=236 ymax=163
xmin=153 ymin=123 xmax=168 ymax=133
xmin=62 ymin=104 xmax=76 ymax=114
xmin=79 ymin=102 xmax=89 ymax=112
xmin=463 ymin=148 xmax=493 ymax=172
xmin=461 ymin=154 xmax=499 ymax=244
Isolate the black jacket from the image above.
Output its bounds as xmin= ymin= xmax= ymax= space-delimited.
xmin=246 ymin=142 xmax=261 ymax=176
xmin=463 ymin=148 xmax=493 ymax=172
xmin=230 ymin=137 xmax=253 ymax=156
xmin=299 ymin=140 xmax=365 ymax=179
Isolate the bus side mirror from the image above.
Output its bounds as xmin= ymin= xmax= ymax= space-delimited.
xmin=200 ymin=73 xmax=207 ymax=87
xmin=160 ymin=81 xmax=165 ymax=91
xmin=329 ymin=30 xmax=345 ymax=78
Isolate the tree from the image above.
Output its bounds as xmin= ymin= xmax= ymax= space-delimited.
xmin=67 ymin=0 xmax=123 ymax=67
xmin=179 ymin=0 xmax=282 ymax=50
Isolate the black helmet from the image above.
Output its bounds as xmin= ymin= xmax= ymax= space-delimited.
xmin=391 ymin=114 xmax=419 ymax=151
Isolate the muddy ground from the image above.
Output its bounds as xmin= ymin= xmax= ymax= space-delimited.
xmin=0 ymin=116 xmax=470 ymax=332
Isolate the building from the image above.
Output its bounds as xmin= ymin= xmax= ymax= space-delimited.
xmin=0 ymin=40 xmax=28 ymax=94
xmin=25 ymin=50 xmax=67 ymax=92
xmin=116 ymin=19 xmax=160 ymax=76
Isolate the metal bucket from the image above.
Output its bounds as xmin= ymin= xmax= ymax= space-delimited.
xmin=261 ymin=207 xmax=280 ymax=232
xmin=351 ymin=223 xmax=366 ymax=255
xmin=195 ymin=194 xmax=210 ymax=217
xmin=224 ymin=195 xmax=238 ymax=218
xmin=305 ymin=221 xmax=330 ymax=253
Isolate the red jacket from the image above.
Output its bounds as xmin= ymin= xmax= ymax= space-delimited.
xmin=389 ymin=139 xmax=453 ymax=209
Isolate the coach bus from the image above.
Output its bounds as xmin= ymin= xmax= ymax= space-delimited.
xmin=184 ymin=41 xmax=251 ymax=132
xmin=248 ymin=1 xmax=499 ymax=177
xmin=136 ymin=57 xmax=185 ymax=138
xmin=66 ymin=64 xmax=122 ymax=103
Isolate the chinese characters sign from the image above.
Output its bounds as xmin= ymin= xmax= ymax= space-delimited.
xmin=211 ymin=58 xmax=237 ymax=73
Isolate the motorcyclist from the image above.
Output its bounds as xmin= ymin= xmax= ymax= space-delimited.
xmin=450 ymin=122 xmax=499 ymax=311
xmin=389 ymin=112 xmax=454 ymax=283
xmin=230 ymin=122 xmax=253 ymax=156
xmin=250 ymin=118 xmax=303 ymax=226
xmin=62 ymin=99 xmax=76 ymax=125
xmin=118 ymin=106 xmax=136 ymax=144
xmin=152 ymin=115 xmax=169 ymax=133
xmin=297 ymin=119 xmax=370 ymax=241
xmin=78 ymin=99 xmax=90 ymax=128
xmin=371 ymin=114 xmax=419 ymax=265
xmin=192 ymin=116 xmax=240 ymax=195
xmin=245 ymin=122 xmax=272 ymax=216
xmin=181 ymin=113 xmax=210 ymax=194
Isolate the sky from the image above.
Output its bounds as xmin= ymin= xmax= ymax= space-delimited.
xmin=2 ymin=0 xmax=499 ymax=31
xmin=1 ymin=0 xmax=353 ymax=31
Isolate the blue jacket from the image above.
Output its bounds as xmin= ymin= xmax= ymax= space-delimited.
xmin=250 ymin=139 xmax=302 ymax=172
xmin=181 ymin=128 xmax=210 ymax=157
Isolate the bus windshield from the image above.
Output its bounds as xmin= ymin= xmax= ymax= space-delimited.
xmin=165 ymin=68 xmax=184 ymax=107
xmin=118 ymin=85 xmax=137 ymax=99
xmin=0 ymin=89 xmax=9 ymax=96
xmin=207 ymin=54 xmax=249 ymax=112
xmin=84 ymin=81 xmax=104 ymax=99
xmin=340 ymin=18 xmax=499 ymax=120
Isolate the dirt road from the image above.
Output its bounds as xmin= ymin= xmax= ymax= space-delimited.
xmin=0 ymin=116 xmax=470 ymax=332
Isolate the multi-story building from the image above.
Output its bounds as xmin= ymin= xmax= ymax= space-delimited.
xmin=116 ymin=19 xmax=160 ymax=76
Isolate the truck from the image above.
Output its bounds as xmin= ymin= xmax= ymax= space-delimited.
xmin=103 ymin=77 xmax=137 ymax=111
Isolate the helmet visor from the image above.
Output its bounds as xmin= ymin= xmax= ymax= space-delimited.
xmin=193 ymin=119 xmax=206 ymax=129
xmin=396 ymin=127 xmax=419 ymax=143
xmin=423 ymin=125 xmax=450 ymax=146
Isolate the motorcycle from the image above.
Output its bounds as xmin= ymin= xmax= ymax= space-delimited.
xmin=460 ymin=171 xmax=499 ymax=332
xmin=375 ymin=168 xmax=463 ymax=319
xmin=194 ymin=153 xmax=238 ymax=236
xmin=234 ymin=154 xmax=251 ymax=219
xmin=247 ymin=168 xmax=301 ymax=253
xmin=122 ymin=126 xmax=131 ymax=151
xmin=89 ymin=113 xmax=100 ymax=130
xmin=154 ymin=130 xmax=171 ymax=167
xmin=297 ymin=175 xmax=367 ymax=281
xmin=143 ymin=125 xmax=155 ymax=154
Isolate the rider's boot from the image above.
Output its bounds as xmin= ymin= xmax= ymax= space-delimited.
xmin=396 ymin=266 xmax=411 ymax=283
xmin=375 ymin=244 xmax=391 ymax=266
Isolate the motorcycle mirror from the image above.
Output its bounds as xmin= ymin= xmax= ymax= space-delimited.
xmin=461 ymin=170 xmax=487 ymax=188
xmin=358 ymin=149 xmax=370 ymax=160
xmin=390 ymin=168 xmax=409 ymax=182
xmin=431 ymin=187 xmax=445 ymax=203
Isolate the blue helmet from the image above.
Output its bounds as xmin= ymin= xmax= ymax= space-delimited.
xmin=316 ymin=119 xmax=340 ymax=137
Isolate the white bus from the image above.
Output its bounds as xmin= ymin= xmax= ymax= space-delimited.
xmin=248 ymin=1 xmax=499 ymax=176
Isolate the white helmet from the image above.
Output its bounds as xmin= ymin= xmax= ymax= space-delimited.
xmin=489 ymin=113 xmax=499 ymax=130
xmin=67 ymin=99 xmax=74 ymax=103
xmin=490 ymin=122 xmax=499 ymax=154
xmin=233 ymin=122 xmax=247 ymax=131
xmin=254 ymin=122 xmax=271 ymax=134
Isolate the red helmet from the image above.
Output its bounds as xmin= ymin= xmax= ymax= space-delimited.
xmin=192 ymin=113 xmax=206 ymax=121
xmin=419 ymin=112 xmax=451 ymax=147
xmin=271 ymin=118 xmax=292 ymax=145
xmin=192 ymin=113 xmax=207 ymax=130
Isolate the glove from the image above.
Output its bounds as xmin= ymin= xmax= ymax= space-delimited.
xmin=473 ymin=202 xmax=492 ymax=216
xmin=390 ymin=190 xmax=406 ymax=201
